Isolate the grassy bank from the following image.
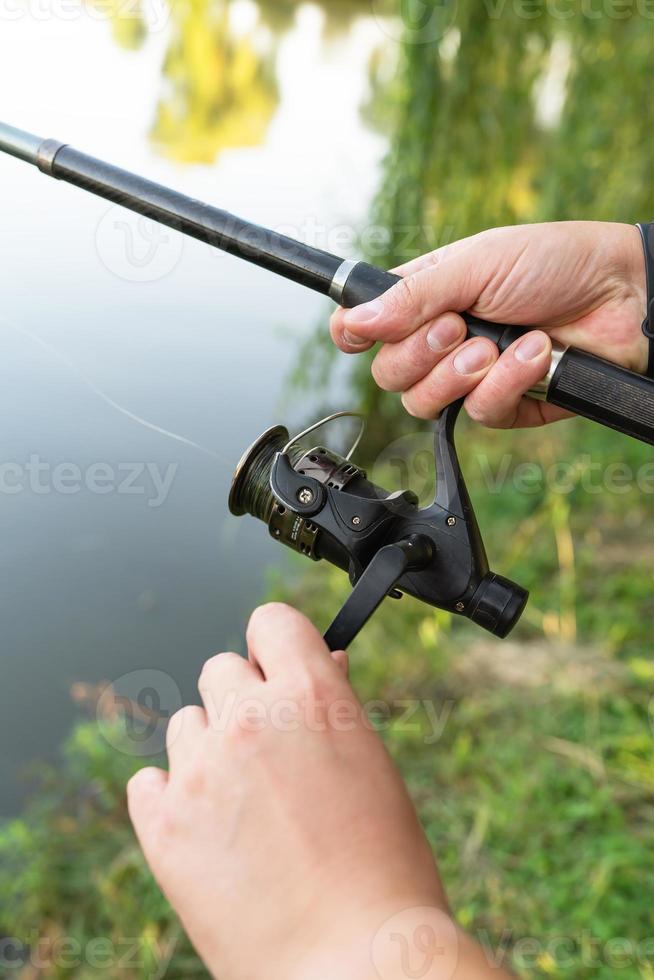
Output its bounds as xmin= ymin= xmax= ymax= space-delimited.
xmin=3 ymin=3 xmax=654 ymax=977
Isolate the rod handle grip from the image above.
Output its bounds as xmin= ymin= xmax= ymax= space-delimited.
xmin=340 ymin=264 xmax=528 ymax=350
xmin=341 ymin=262 xmax=654 ymax=446
xmin=341 ymin=264 xmax=403 ymax=307
xmin=545 ymin=347 xmax=654 ymax=446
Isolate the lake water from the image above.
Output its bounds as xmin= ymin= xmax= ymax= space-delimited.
xmin=0 ymin=1 xmax=391 ymax=813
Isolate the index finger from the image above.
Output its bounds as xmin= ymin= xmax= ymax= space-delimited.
xmin=246 ymin=603 xmax=332 ymax=681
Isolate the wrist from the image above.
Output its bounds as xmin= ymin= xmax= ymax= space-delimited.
xmin=615 ymin=222 xmax=649 ymax=374
xmin=288 ymin=904 xmax=512 ymax=980
xmin=624 ymin=223 xmax=647 ymax=316
xmin=290 ymin=907 xmax=459 ymax=980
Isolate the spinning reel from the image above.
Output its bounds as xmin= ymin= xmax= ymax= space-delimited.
xmin=4 ymin=123 xmax=654 ymax=649
xmin=230 ymin=403 xmax=529 ymax=651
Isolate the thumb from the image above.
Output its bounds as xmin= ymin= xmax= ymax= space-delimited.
xmin=340 ymin=238 xmax=490 ymax=344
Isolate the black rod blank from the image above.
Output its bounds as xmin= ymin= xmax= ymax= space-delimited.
xmin=53 ymin=146 xmax=344 ymax=295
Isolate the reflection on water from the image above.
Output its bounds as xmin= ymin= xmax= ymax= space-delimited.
xmin=88 ymin=0 xmax=148 ymax=48
xmin=257 ymin=0 xmax=378 ymax=36
xmin=154 ymin=0 xmax=388 ymax=164
xmin=153 ymin=1 xmax=279 ymax=163
xmin=0 ymin=1 xmax=390 ymax=814
xmin=93 ymin=0 xmax=386 ymax=163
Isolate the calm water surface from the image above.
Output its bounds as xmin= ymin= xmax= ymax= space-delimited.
xmin=0 ymin=2 xmax=390 ymax=813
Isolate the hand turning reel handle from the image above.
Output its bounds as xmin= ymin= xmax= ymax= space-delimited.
xmin=230 ymin=408 xmax=528 ymax=651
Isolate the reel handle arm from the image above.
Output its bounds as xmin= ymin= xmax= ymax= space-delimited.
xmin=324 ymin=536 xmax=434 ymax=652
xmin=338 ymin=262 xmax=654 ymax=447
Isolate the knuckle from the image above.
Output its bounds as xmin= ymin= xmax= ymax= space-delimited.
xmin=223 ymin=707 xmax=264 ymax=747
xmin=467 ymin=365 xmax=515 ymax=422
xmin=166 ymin=705 xmax=194 ymax=745
xmin=330 ymin=319 xmax=345 ymax=348
xmin=157 ymin=805 xmax=181 ymax=843
xmin=126 ymin=770 xmax=149 ymax=803
xmin=250 ymin=601 xmax=292 ymax=623
xmin=463 ymin=399 xmax=490 ymax=425
xmin=287 ymin=666 xmax=332 ymax=706
xmin=465 ymin=389 xmax=512 ymax=429
xmin=401 ymin=394 xmax=424 ymax=419
xmin=371 ymin=351 xmax=397 ymax=392
xmin=415 ymin=405 xmax=438 ymax=421
xmin=198 ymin=654 xmax=223 ymax=685
xmin=132 ymin=791 xmax=178 ymax=850
xmin=246 ymin=602 xmax=282 ymax=642
xmin=167 ymin=704 xmax=188 ymax=729
xmin=425 ymin=246 xmax=447 ymax=268
xmin=179 ymin=760 xmax=207 ymax=799
xmin=199 ymin=651 xmax=240 ymax=685
xmin=389 ymin=274 xmax=423 ymax=316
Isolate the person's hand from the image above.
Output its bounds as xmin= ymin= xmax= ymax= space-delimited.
xmin=330 ymin=221 xmax=648 ymax=428
xmin=127 ymin=604 xmax=511 ymax=980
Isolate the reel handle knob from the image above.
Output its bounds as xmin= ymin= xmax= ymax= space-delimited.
xmin=467 ymin=573 xmax=529 ymax=640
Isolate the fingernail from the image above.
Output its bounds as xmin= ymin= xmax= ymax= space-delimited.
xmin=454 ymin=341 xmax=493 ymax=376
xmin=401 ymin=393 xmax=414 ymax=416
xmin=515 ymin=332 xmax=549 ymax=363
xmin=427 ymin=319 xmax=462 ymax=352
xmin=343 ymin=329 xmax=368 ymax=347
xmin=343 ymin=299 xmax=384 ymax=326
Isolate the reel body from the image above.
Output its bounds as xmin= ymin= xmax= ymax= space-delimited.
xmin=230 ymin=403 xmax=528 ymax=651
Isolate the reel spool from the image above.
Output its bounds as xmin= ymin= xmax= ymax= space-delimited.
xmin=230 ymin=406 xmax=529 ymax=651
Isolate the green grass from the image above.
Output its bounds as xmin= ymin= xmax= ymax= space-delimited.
xmin=0 ymin=726 xmax=207 ymax=979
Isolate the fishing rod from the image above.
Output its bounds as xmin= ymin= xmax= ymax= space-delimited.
xmin=1 ymin=121 xmax=653 ymax=448
xmin=0 ymin=121 xmax=649 ymax=649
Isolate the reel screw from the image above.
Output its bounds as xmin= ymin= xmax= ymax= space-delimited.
xmin=456 ymin=602 xmax=465 ymax=612
xmin=297 ymin=487 xmax=315 ymax=505
xmin=447 ymin=517 xmax=457 ymax=527
xmin=352 ymin=516 xmax=361 ymax=526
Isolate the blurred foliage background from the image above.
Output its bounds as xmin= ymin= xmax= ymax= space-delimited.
xmin=3 ymin=1 xmax=654 ymax=977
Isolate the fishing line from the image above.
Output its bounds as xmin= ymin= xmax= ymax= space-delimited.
xmin=0 ymin=315 xmax=230 ymax=467
xmin=237 ymin=431 xmax=305 ymax=522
